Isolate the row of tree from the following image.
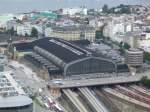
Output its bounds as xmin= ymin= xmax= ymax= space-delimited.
xmin=6 ymin=27 xmax=38 ymax=37
xmin=102 ymin=4 xmax=131 ymax=14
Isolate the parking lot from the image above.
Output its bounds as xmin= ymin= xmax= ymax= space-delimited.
xmin=87 ymin=43 xmax=124 ymax=62
xmin=7 ymin=60 xmax=64 ymax=112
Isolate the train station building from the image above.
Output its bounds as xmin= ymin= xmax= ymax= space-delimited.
xmin=15 ymin=37 xmax=129 ymax=77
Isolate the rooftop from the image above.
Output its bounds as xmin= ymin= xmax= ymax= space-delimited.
xmin=0 ymin=71 xmax=32 ymax=108
xmin=127 ymin=48 xmax=143 ymax=53
xmin=0 ymin=95 xmax=32 ymax=108
xmin=52 ymin=25 xmax=95 ymax=32
xmin=34 ymin=37 xmax=91 ymax=63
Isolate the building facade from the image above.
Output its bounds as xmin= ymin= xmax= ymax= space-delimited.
xmin=45 ymin=25 xmax=95 ymax=42
xmin=17 ymin=25 xmax=32 ymax=36
xmin=16 ymin=38 xmax=129 ymax=77
xmin=62 ymin=8 xmax=87 ymax=15
xmin=125 ymin=49 xmax=143 ymax=66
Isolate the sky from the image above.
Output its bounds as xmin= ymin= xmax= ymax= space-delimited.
xmin=0 ymin=0 xmax=149 ymax=13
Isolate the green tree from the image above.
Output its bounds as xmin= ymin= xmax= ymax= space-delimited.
xmin=109 ymin=7 xmax=115 ymax=13
xmin=31 ymin=27 xmax=38 ymax=37
xmin=120 ymin=4 xmax=124 ymax=7
xmin=144 ymin=52 xmax=150 ymax=61
xmin=109 ymin=4 xmax=131 ymax=14
xmin=140 ymin=76 xmax=150 ymax=89
xmin=118 ymin=4 xmax=131 ymax=14
xmin=7 ymin=27 xmax=15 ymax=36
xmin=144 ymin=8 xmax=148 ymax=12
xmin=119 ymin=41 xmax=123 ymax=48
xmin=102 ymin=4 xmax=109 ymax=13
xmin=123 ymin=43 xmax=130 ymax=49
xmin=95 ymin=30 xmax=103 ymax=39
xmin=136 ymin=8 xmax=140 ymax=12
xmin=25 ymin=33 xmax=29 ymax=37
xmin=10 ymin=27 xmax=15 ymax=35
xmin=121 ymin=7 xmax=131 ymax=14
xmin=118 ymin=42 xmax=130 ymax=54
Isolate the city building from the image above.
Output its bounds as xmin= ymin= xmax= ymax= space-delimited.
xmin=62 ymin=8 xmax=87 ymax=15
xmin=89 ymin=18 xmax=105 ymax=29
xmin=15 ymin=37 xmax=129 ymax=77
xmin=17 ymin=25 xmax=32 ymax=36
xmin=123 ymin=31 xmax=141 ymax=48
xmin=0 ymin=14 xmax=14 ymax=28
xmin=6 ymin=20 xmax=19 ymax=31
xmin=32 ymin=24 xmax=45 ymax=34
xmin=125 ymin=48 xmax=143 ymax=67
xmin=45 ymin=25 xmax=95 ymax=42
xmin=31 ymin=11 xmax=58 ymax=19
xmin=103 ymin=15 xmax=134 ymax=43
xmin=139 ymin=40 xmax=150 ymax=53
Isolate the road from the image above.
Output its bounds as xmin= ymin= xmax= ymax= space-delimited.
xmin=34 ymin=101 xmax=51 ymax=112
xmin=49 ymin=72 xmax=150 ymax=88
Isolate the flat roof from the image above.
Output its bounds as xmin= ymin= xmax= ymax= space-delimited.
xmin=52 ymin=25 xmax=95 ymax=32
xmin=127 ymin=48 xmax=143 ymax=53
xmin=0 ymin=95 xmax=32 ymax=108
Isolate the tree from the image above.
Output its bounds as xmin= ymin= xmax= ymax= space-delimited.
xmin=119 ymin=42 xmax=130 ymax=49
xmin=6 ymin=27 xmax=15 ymax=36
xmin=10 ymin=27 xmax=15 ymax=36
xmin=118 ymin=4 xmax=131 ymax=14
xmin=136 ymin=8 xmax=140 ymax=12
xmin=119 ymin=42 xmax=130 ymax=54
xmin=140 ymin=76 xmax=150 ymax=89
xmin=123 ymin=43 xmax=130 ymax=49
xmin=144 ymin=8 xmax=148 ymax=12
xmin=120 ymin=7 xmax=131 ymax=14
xmin=119 ymin=41 xmax=123 ymax=48
xmin=109 ymin=7 xmax=115 ymax=13
xmin=25 ymin=33 xmax=28 ymax=37
xmin=144 ymin=52 xmax=150 ymax=62
xmin=95 ymin=30 xmax=103 ymax=39
xmin=119 ymin=4 xmax=124 ymax=8
xmin=109 ymin=4 xmax=131 ymax=14
xmin=102 ymin=4 xmax=109 ymax=13
xmin=31 ymin=27 xmax=38 ymax=37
